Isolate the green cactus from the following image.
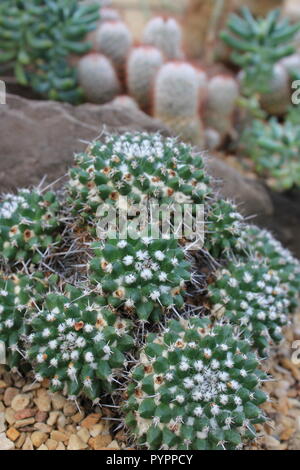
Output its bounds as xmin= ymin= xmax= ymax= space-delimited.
xmin=0 ymin=272 xmax=54 ymax=369
xmin=77 ymin=53 xmax=121 ymax=104
xmin=67 ymin=132 xmax=211 ymax=225
xmin=154 ymin=63 xmax=205 ymax=147
xmin=208 ymin=259 xmax=288 ymax=355
xmin=127 ymin=46 xmax=164 ymax=111
xmin=221 ymin=7 xmax=300 ymax=95
xmin=89 ymin=236 xmax=191 ymax=322
xmin=0 ymin=189 xmax=61 ymax=264
xmin=241 ymin=117 xmax=300 ymax=190
xmin=237 ymin=225 xmax=300 ymax=312
xmin=124 ymin=317 xmax=268 ymax=450
xmin=0 ymin=0 xmax=100 ymax=103
xmin=27 ymin=286 xmax=134 ymax=401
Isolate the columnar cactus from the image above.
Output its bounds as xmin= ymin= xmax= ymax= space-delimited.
xmin=154 ymin=63 xmax=205 ymax=147
xmin=0 ymin=189 xmax=61 ymax=264
xmin=89 ymin=236 xmax=191 ymax=321
xmin=127 ymin=46 xmax=164 ymax=111
xmin=77 ymin=53 xmax=121 ymax=104
xmin=208 ymin=260 xmax=288 ymax=354
xmin=142 ymin=17 xmax=184 ymax=61
xmin=112 ymin=95 xmax=139 ymax=110
xmin=203 ymin=75 xmax=239 ymax=142
xmin=67 ymin=132 xmax=211 ymax=223
xmin=0 ymin=272 xmax=51 ymax=368
xmin=259 ymin=64 xmax=291 ymax=116
xmin=124 ymin=317 xmax=267 ymax=450
xmin=27 ymin=287 xmax=134 ymax=400
xmin=95 ymin=21 xmax=133 ymax=71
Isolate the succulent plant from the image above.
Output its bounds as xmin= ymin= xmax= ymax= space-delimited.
xmin=142 ymin=17 xmax=184 ymax=61
xmin=203 ymin=75 xmax=239 ymax=142
xmin=236 ymin=225 xmax=300 ymax=312
xmin=124 ymin=317 xmax=268 ymax=450
xmin=95 ymin=20 xmax=133 ymax=72
xmin=77 ymin=53 xmax=121 ymax=104
xmin=221 ymin=7 xmax=299 ymax=95
xmin=0 ymin=272 xmax=51 ymax=369
xmin=127 ymin=46 xmax=164 ymax=111
xmin=154 ymin=63 xmax=205 ymax=147
xmin=0 ymin=189 xmax=61 ymax=264
xmin=0 ymin=0 xmax=100 ymax=102
xmin=205 ymin=199 xmax=244 ymax=259
xmin=241 ymin=117 xmax=300 ymax=190
xmin=259 ymin=63 xmax=291 ymax=116
xmin=27 ymin=286 xmax=134 ymax=400
xmin=208 ymin=259 xmax=289 ymax=354
xmin=67 ymin=132 xmax=211 ymax=225
xmin=89 ymin=236 xmax=191 ymax=322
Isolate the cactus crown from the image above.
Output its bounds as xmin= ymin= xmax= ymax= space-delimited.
xmin=142 ymin=17 xmax=183 ymax=60
xmin=0 ymin=0 xmax=99 ymax=102
xmin=241 ymin=117 xmax=300 ymax=190
xmin=27 ymin=286 xmax=134 ymax=401
xmin=125 ymin=317 xmax=268 ymax=450
xmin=0 ymin=189 xmax=61 ymax=264
xmin=221 ymin=7 xmax=300 ymax=94
xmin=89 ymin=236 xmax=191 ymax=322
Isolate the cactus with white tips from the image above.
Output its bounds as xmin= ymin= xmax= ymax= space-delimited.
xmin=154 ymin=62 xmax=205 ymax=147
xmin=203 ymin=75 xmax=239 ymax=142
xmin=95 ymin=20 xmax=133 ymax=71
xmin=127 ymin=46 xmax=164 ymax=111
xmin=142 ymin=17 xmax=184 ymax=61
xmin=124 ymin=317 xmax=268 ymax=450
xmin=77 ymin=53 xmax=121 ymax=104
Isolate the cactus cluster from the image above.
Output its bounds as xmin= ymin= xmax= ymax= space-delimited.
xmin=0 ymin=189 xmax=61 ymax=264
xmin=142 ymin=17 xmax=184 ymax=61
xmin=0 ymin=132 xmax=300 ymax=450
xmin=125 ymin=317 xmax=268 ymax=450
xmin=26 ymin=287 xmax=134 ymax=400
xmin=0 ymin=0 xmax=100 ymax=103
xmin=95 ymin=20 xmax=133 ymax=72
xmin=241 ymin=117 xmax=300 ymax=190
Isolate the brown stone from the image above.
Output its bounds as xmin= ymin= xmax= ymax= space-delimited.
xmin=6 ymin=427 xmax=20 ymax=442
xmin=5 ymin=408 xmax=16 ymax=425
xmin=35 ymin=411 xmax=48 ymax=422
xmin=14 ymin=408 xmax=36 ymax=420
xmin=93 ymin=434 xmax=112 ymax=449
xmin=31 ymin=431 xmax=48 ymax=448
xmin=11 ymin=394 xmax=30 ymax=411
xmin=34 ymin=395 xmax=51 ymax=413
xmin=14 ymin=417 xmax=35 ymax=429
xmin=15 ymin=432 xmax=26 ymax=449
xmin=22 ymin=436 xmax=34 ymax=450
xmin=50 ymin=430 xmax=69 ymax=442
xmin=71 ymin=412 xmax=84 ymax=424
xmin=46 ymin=439 xmax=58 ymax=450
xmin=3 ymin=387 xmax=18 ymax=407
xmin=51 ymin=393 xmax=66 ymax=411
xmin=67 ymin=434 xmax=88 ymax=450
xmin=63 ymin=401 xmax=78 ymax=417
xmin=81 ymin=413 xmax=100 ymax=430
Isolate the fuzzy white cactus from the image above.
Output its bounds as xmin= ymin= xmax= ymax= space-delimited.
xmin=203 ymin=75 xmax=239 ymax=142
xmin=259 ymin=64 xmax=291 ymax=116
xmin=154 ymin=62 xmax=204 ymax=147
xmin=95 ymin=20 xmax=133 ymax=70
xmin=77 ymin=53 xmax=121 ymax=104
xmin=142 ymin=17 xmax=184 ymax=61
xmin=127 ymin=46 xmax=164 ymax=110
xmin=111 ymin=95 xmax=139 ymax=110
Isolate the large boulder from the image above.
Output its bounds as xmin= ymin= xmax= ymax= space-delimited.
xmin=0 ymin=94 xmax=299 ymax=257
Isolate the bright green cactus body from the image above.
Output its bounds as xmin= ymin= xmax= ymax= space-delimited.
xmin=0 ymin=0 xmax=99 ymax=103
xmin=241 ymin=117 xmax=300 ymax=191
xmin=27 ymin=287 xmax=134 ymax=401
xmin=208 ymin=260 xmax=289 ymax=355
xmin=67 ymin=133 xmax=211 ymax=224
xmin=89 ymin=236 xmax=191 ymax=321
xmin=237 ymin=225 xmax=300 ymax=312
xmin=0 ymin=272 xmax=50 ymax=368
xmin=0 ymin=189 xmax=61 ymax=264
xmin=124 ymin=317 xmax=267 ymax=450
xmin=221 ymin=7 xmax=299 ymax=95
